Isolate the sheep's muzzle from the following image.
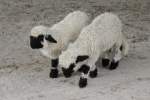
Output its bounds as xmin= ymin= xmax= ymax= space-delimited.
xmin=30 ymin=35 xmax=44 ymax=49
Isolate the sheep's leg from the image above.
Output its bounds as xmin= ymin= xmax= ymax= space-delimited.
xmin=50 ymin=58 xmax=59 ymax=78
xmin=78 ymin=63 xmax=98 ymax=78
xmin=79 ymin=64 xmax=90 ymax=88
xmin=109 ymin=47 xmax=122 ymax=70
xmin=89 ymin=64 xmax=98 ymax=78
xmin=102 ymin=51 xmax=110 ymax=67
xmin=79 ymin=56 xmax=98 ymax=88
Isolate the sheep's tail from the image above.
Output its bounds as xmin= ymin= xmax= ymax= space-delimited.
xmin=121 ymin=37 xmax=129 ymax=56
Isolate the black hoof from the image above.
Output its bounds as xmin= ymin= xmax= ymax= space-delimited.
xmin=62 ymin=68 xmax=73 ymax=78
xmin=102 ymin=58 xmax=110 ymax=67
xmin=109 ymin=60 xmax=119 ymax=70
xmin=89 ymin=68 xmax=98 ymax=78
xmin=79 ymin=77 xmax=87 ymax=88
xmin=50 ymin=69 xmax=58 ymax=78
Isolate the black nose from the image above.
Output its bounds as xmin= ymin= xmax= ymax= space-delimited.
xmin=30 ymin=36 xmax=43 ymax=49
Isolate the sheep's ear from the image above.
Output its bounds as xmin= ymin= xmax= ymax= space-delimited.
xmin=45 ymin=35 xmax=57 ymax=43
xmin=76 ymin=55 xmax=89 ymax=63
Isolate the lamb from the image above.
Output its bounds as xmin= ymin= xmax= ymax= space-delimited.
xmin=59 ymin=12 xmax=129 ymax=88
xmin=30 ymin=11 xmax=90 ymax=78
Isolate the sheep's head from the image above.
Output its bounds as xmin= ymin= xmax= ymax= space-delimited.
xmin=60 ymin=50 xmax=89 ymax=78
xmin=30 ymin=25 xmax=57 ymax=49
xmin=30 ymin=25 xmax=47 ymax=49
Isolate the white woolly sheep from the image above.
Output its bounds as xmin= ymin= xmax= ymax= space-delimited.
xmin=30 ymin=11 xmax=90 ymax=78
xmin=60 ymin=12 xmax=129 ymax=88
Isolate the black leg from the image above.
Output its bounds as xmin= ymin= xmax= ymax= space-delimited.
xmin=79 ymin=64 xmax=90 ymax=88
xmin=89 ymin=68 xmax=98 ymax=78
xmin=109 ymin=60 xmax=119 ymax=70
xmin=102 ymin=58 xmax=110 ymax=67
xmin=79 ymin=77 xmax=87 ymax=88
xmin=50 ymin=58 xmax=59 ymax=78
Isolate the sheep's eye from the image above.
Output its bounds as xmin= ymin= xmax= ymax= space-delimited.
xmin=38 ymin=35 xmax=44 ymax=41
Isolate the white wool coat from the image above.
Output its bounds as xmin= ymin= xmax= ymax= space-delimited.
xmin=31 ymin=11 xmax=90 ymax=59
xmin=60 ymin=12 xmax=128 ymax=70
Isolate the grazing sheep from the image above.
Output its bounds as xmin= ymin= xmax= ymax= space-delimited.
xmin=60 ymin=12 xmax=129 ymax=88
xmin=30 ymin=11 xmax=90 ymax=78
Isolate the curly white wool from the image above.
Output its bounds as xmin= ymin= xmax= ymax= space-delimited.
xmin=60 ymin=12 xmax=129 ymax=69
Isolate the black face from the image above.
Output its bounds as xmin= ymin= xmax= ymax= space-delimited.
xmin=30 ymin=35 xmax=44 ymax=49
xmin=62 ymin=55 xmax=89 ymax=78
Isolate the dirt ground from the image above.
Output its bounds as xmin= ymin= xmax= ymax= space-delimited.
xmin=0 ymin=0 xmax=150 ymax=100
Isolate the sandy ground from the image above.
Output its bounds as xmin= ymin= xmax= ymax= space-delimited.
xmin=0 ymin=0 xmax=150 ymax=100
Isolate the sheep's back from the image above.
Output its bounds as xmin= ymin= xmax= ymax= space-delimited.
xmin=76 ymin=12 xmax=123 ymax=54
xmin=51 ymin=11 xmax=89 ymax=42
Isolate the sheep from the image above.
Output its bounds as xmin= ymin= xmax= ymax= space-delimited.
xmin=30 ymin=11 xmax=90 ymax=78
xmin=59 ymin=12 xmax=129 ymax=88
